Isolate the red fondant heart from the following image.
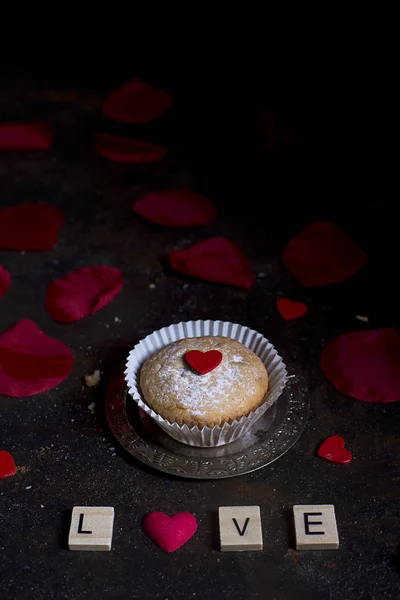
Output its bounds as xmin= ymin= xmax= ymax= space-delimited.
xmin=142 ymin=512 xmax=197 ymax=553
xmin=276 ymin=298 xmax=307 ymax=320
xmin=185 ymin=350 xmax=222 ymax=375
xmin=0 ymin=450 xmax=16 ymax=479
xmin=318 ymin=435 xmax=352 ymax=464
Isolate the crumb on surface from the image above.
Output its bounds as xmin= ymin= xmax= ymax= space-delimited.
xmin=88 ymin=401 xmax=96 ymax=414
xmin=85 ymin=369 xmax=101 ymax=387
xmin=149 ymin=283 xmax=156 ymax=289
xmin=356 ymin=315 xmax=369 ymax=322
xmin=114 ymin=316 xmax=121 ymax=323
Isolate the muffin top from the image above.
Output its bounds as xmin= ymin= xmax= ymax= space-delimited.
xmin=139 ymin=336 xmax=269 ymax=428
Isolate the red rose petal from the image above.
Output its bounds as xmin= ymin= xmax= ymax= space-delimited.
xmin=0 ymin=266 xmax=11 ymax=297
xmin=282 ymin=221 xmax=367 ymax=287
xmin=320 ymin=329 xmax=400 ymax=403
xmin=169 ymin=237 xmax=254 ymax=289
xmin=0 ymin=319 xmax=74 ymax=398
xmin=94 ymin=133 xmax=166 ymax=164
xmin=0 ymin=450 xmax=17 ymax=479
xmin=0 ymin=123 xmax=53 ymax=150
xmin=102 ymin=79 xmax=173 ymax=124
xmin=133 ymin=190 xmax=217 ymax=227
xmin=0 ymin=203 xmax=64 ymax=251
xmin=45 ymin=266 xmax=123 ymax=323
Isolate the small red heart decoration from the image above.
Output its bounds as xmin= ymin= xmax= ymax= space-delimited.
xmin=317 ymin=435 xmax=352 ymax=464
xmin=0 ymin=450 xmax=17 ymax=479
xmin=185 ymin=350 xmax=222 ymax=375
xmin=143 ymin=512 xmax=198 ymax=553
xmin=276 ymin=298 xmax=308 ymax=320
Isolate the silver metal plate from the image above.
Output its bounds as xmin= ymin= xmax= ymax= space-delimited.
xmin=106 ymin=369 xmax=309 ymax=479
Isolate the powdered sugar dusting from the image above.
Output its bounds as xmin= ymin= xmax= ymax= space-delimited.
xmin=232 ymin=355 xmax=245 ymax=363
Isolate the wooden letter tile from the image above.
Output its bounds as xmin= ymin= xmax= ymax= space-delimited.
xmin=219 ymin=506 xmax=263 ymax=551
xmin=293 ymin=505 xmax=339 ymax=550
xmin=68 ymin=506 xmax=115 ymax=551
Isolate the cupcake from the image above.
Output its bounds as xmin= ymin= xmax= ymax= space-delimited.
xmin=140 ymin=336 xmax=268 ymax=428
xmin=125 ymin=320 xmax=287 ymax=447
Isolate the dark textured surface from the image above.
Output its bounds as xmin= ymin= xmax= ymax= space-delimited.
xmin=0 ymin=65 xmax=398 ymax=600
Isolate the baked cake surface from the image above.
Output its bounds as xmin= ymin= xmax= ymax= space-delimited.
xmin=139 ymin=336 xmax=269 ymax=428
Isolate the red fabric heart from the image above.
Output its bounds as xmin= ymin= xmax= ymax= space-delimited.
xmin=0 ymin=450 xmax=16 ymax=479
xmin=102 ymin=79 xmax=173 ymax=124
xmin=94 ymin=133 xmax=166 ymax=164
xmin=0 ymin=203 xmax=64 ymax=251
xmin=0 ymin=266 xmax=11 ymax=298
xmin=142 ymin=512 xmax=198 ymax=553
xmin=321 ymin=328 xmax=400 ymax=403
xmin=0 ymin=319 xmax=74 ymax=398
xmin=282 ymin=221 xmax=367 ymax=287
xmin=45 ymin=266 xmax=123 ymax=323
xmin=0 ymin=123 xmax=53 ymax=150
xmin=169 ymin=237 xmax=254 ymax=289
xmin=276 ymin=298 xmax=307 ymax=320
xmin=318 ymin=435 xmax=352 ymax=464
xmin=185 ymin=350 xmax=223 ymax=375
xmin=133 ymin=190 xmax=217 ymax=227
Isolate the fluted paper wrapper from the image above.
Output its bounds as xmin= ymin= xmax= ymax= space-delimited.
xmin=125 ymin=320 xmax=287 ymax=447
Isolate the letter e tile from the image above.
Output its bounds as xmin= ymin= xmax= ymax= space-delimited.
xmin=293 ymin=505 xmax=339 ymax=550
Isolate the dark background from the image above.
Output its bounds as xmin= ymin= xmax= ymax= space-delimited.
xmin=0 ymin=36 xmax=398 ymax=600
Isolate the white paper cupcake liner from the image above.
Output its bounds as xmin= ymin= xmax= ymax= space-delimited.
xmin=125 ymin=320 xmax=287 ymax=447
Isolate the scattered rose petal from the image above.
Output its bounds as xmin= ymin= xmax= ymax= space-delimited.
xmin=0 ymin=266 xmax=11 ymax=297
xmin=320 ymin=328 xmax=400 ymax=403
xmin=276 ymin=298 xmax=307 ymax=320
xmin=102 ymin=79 xmax=173 ymax=124
xmin=169 ymin=237 xmax=254 ymax=289
xmin=0 ymin=319 xmax=74 ymax=398
xmin=94 ymin=133 xmax=166 ymax=164
xmin=0 ymin=123 xmax=53 ymax=150
xmin=0 ymin=203 xmax=64 ymax=251
xmin=45 ymin=266 xmax=123 ymax=323
xmin=143 ymin=512 xmax=198 ymax=553
xmin=133 ymin=190 xmax=217 ymax=227
xmin=0 ymin=450 xmax=16 ymax=479
xmin=317 ymin=435 xmax=352 ymax=464
xmin=282 ymin=221 xmax=367 ymax=287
